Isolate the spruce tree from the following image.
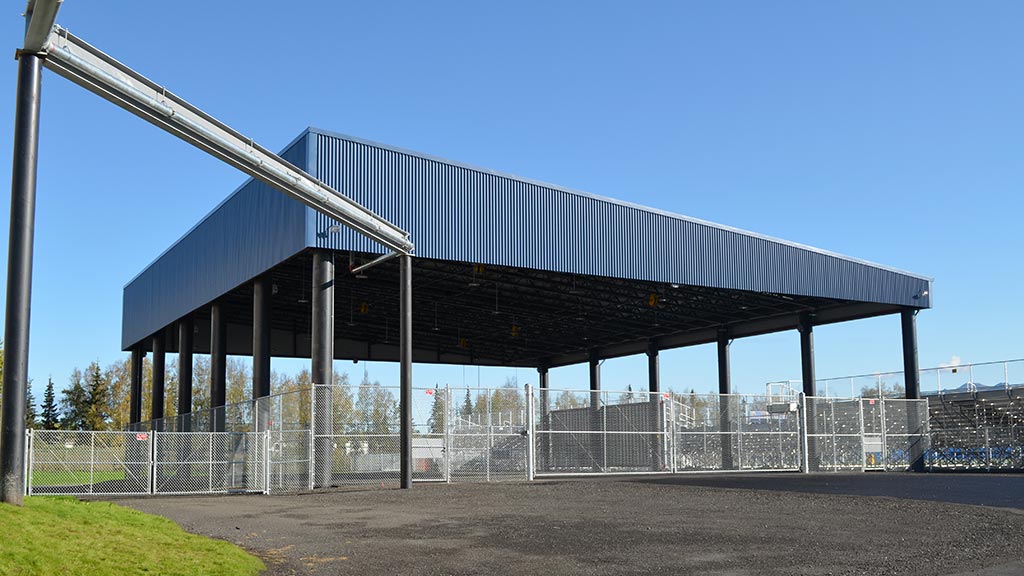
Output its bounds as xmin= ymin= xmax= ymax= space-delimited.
xmin=85 ymin=361 xmax=110 ymax=430
xmin=60 ymin=369 xmax=90 ymax=430
xmin=462 ymin=389 xmax=473 ymax=419
xmin=25 ymin=384 xmax=38 ymax=429
xmin=427 ymin=386 xmax=446 ymax=434
xmin=40 ymin=377 xmax=60 ymax=430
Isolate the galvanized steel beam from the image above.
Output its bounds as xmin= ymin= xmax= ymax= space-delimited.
xmin=799 ymin=312 xmax=816 ymax=397
xmin=399 ymin=255 xmax=413 ymax=489
xmin=177 ymin=316 xmax=193 ymax=430
xmin=150 ymin=331 xmax=165 ymax=426
xmin=38 ymin=27 xmax=413 ymax=255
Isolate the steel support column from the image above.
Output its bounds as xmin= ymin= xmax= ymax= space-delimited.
xmin=798 ymin=312 xmax=817 ymax=471
xmin=799 ymin=312 xmax=816 ymax=397
xmin=718 ymin=328 xmax=733 ymax=470
xmin=210 ymin=301 xmax=227 ymax=433
xmin=253 ymin=275 xmax=272 ymax=432
xmin=311 ymin=251 xmax=334 ymax=488
xmin=177 ymin=316 xmax=193 ymax=432
xmin=129 ymin=346 xmax=144 ymax=426
xmin=647 ymin=342 xmax=663 ymax=471
xmin=0 ymin=52 xmax=42 ymax=506
xmin=538 ymin=364 xmax=550 ymax=473
xmin=902 ymin=309 xmax=925 ymax=472
xmin=399 ymin=255 xmax=413 ymax=489
xmin=589 ymin=352 xmax=603 ymax=472
xmin=150 ymin=331 xmax=166 ymax=429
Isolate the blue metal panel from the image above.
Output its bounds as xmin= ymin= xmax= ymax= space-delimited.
xmin=307 ymin=128 xmax=932 ymax=308
xmin=121 ymin=133 xmax=310 ymax=349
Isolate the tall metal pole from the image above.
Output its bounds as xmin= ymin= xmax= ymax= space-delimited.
xmin=717 ymin=328 xmax=733 ymax=470
xmin=798 ymin=312 xmax=818 ymax=471
xmin=1 ymin=52 xmax=42 ymax=505
xmin=253 ymin=274 xmax=272 ymax=433
xmin=399 ymin=255 xmax=413 ymax=489
xmin=210 ymin=301 xmax=227 ymax=433
xmin=647 ymin=341 xmax=663 ymax=471
xmin=177 ymin=316 xmax=193 ymax=431
xmin=129 ymin=346 xmax=144 ymax=425
xmin=538 ymin=364 xmax=550 ymax=474
xmin=799 ymin=312 xmax=816 ymax=396
xmin=311 ymin=251 xmax=334 ymax=488
xmin=589 ymin=351 xmax=602 ymax=472
xmin=150 ymin=331 xmax=166 ymax=429
xmin=902 ymin=309 xmax=925 ymax=472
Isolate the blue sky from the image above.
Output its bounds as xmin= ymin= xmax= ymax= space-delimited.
xmin=0 ymin=1 xmax=1021 ymax=399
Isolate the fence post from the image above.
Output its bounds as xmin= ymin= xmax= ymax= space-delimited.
xmin=444 ymin=385 xmax=452 ymax=484
xmin=526 ymin=384 xmax=535 ymax=481
xmin=149 ymin=432 xmax=157 ymax=495
xmin=308 ymin=385 xmax=316 ymax=492
xmin=24 ymin=429 xmax=32 ymax=496
xmin=858 ymin=399 xmax=867 ymax=471
xmin=800 ymin=393 xmax=810 ymax=474
xmin=263 ymin=430 xmax=271 ymax=495
xmin=670 ymin=401 xmax=677 ymax=474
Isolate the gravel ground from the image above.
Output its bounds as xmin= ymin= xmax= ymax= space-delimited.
xmin=117 ymin=473 xmax=1024 ymax=576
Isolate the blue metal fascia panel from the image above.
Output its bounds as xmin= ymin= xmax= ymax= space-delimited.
xmin=121 ymin=132 xmax=312 ymax=349
xmin=305 ymin=128 xmax=932 ymax=309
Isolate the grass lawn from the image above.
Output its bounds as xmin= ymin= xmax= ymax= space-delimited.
xmin=30 ymin=470 xmax=126 ymax=487
xmin=0 ymin=497 xmax=265 ymax=576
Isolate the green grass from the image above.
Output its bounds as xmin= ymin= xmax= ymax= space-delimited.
xmin=0 ymin=497 xmax=265 ymax=576
xmin=30 ymin=470 xmax=126 ymax=486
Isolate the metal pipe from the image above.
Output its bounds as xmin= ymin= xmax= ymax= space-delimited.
xmin=0 ymin=51 xmax=42 ymax=506
xmin=589 ymin=352 xmax=602 ymax=472
xmin=253 ymin=275 xmax=272 ymax=434
xmin=129 ymin=346 xmax=143 ymax=424
xmin=399 ymin=255 xmax=413 ymax=489
xmin=350 ymin=251 xmax=401 ymax=275
xmin=647 ymin=343 xmax=662 ymax=471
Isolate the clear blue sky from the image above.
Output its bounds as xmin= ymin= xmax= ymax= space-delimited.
xmin=0 ymin=1 xmax=1021 ymax=400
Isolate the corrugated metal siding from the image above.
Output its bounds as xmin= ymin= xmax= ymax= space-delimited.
xmin=308 ymin=129 xmax=931 ymax=308
xmin=121 ymin=135 xmax=310 ymax=349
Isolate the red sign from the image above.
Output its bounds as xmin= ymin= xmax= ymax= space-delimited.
xmin=663 ymin=393 xmax=670 ymax=399
xmin=136 ymin=433 xmax=148 ymax=441
xmin=868 ymin=399 xmax=876 ymax=405
xmin=425 ymin=389 xmax=434 ymax=395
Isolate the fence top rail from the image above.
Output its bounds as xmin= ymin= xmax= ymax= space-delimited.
xmin=810 ymin=357 xmax=1024 ymax=384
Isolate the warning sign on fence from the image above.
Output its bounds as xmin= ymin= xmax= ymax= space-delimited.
xmin=136 ymin=433 xmax=148 ymax=441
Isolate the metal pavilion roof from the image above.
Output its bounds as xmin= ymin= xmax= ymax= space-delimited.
xmin=122 ymin=128 xmax=932 ymax=367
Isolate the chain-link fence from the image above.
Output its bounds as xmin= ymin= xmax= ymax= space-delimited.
xmin=672 ymin=393 xmax=802 ymax=472
xmin=534 ymin=389 xmax=670 ymax=475
xmin=26 ymin=386 xmax=946 ymax=497
xmin=805 ymin=397 xmax=928 ymax=472
xmin=27 ymin=430 xmax=152 ymax=495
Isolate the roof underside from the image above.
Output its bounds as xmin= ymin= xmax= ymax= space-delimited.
xmin=124 ymin=128 xmax=932 ymax=366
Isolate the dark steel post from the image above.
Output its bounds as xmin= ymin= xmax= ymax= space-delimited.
xmin=799 ymin=312 xmax=816 ymax=397
xmin=538 ymin=364 xmax=550 ymax=473
xmin=150 ymin=331 xmax=166 ymax=430
xmin=253 ymin=275 xmax=272 ymax=432
xmin=647 ymin=342 xmax=664 ymax=471
xmin=798 ymin=312 xmax=818 ymax=471
xmin=399 ymin=255 xmax=413 ymax=489
xmin=718 ymin=328 xmax=734 ymax=470
xmin=311 ymin=251 xmax=334 ymax=488
xmin=902 ymin=309 xmax=925 ymax=472
xmin=129 ymin=346 xmax=144 ymax=426
xmin=177 ymin=316 xmax=193 ymax=432
xmin=0 ymin=52 xmax=43 ymax=505
xmin=210 ymin=301 xmax=227 ymax=433
xmin=589 ymin=352 xmax=603 ymax=472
